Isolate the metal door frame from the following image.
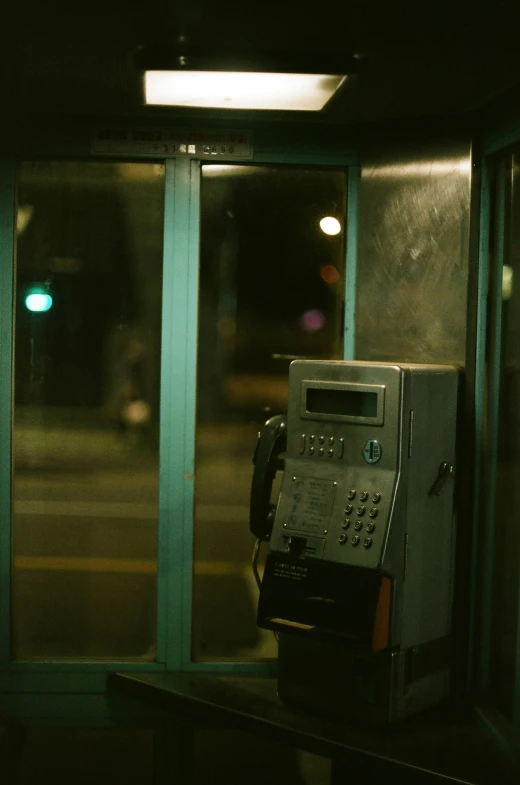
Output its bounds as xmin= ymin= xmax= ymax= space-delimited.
xmin=0 ymin=144 xmax=358 ymax=706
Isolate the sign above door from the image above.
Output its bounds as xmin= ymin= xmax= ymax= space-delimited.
xmin=92 ymin=127 xmax=253 ymax=159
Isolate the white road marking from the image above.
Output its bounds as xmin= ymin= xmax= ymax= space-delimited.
xmin=14 ymin=501 xmax=249 ymax=522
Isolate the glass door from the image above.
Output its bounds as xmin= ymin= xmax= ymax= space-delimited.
xmin=12 ymin=160 xmax=165 ymax=660
xmin=487 ymin=153 xmax=520 ymax=722
xmin=8 ymin=155 xmax=351 ymax=669
xmin=193 ymin=164 xmax=348 ymax=661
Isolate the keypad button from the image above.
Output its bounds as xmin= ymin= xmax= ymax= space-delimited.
xmin=356 ymin=506 xmax=365 ymax=516
xmin=299 ymin=435 xmax=306 ymax=454
xmin=369 ymin=508 xmax=378 ymax=518
xmin=366 ymin=521 xmax=375 ymax=533
xmin=337 ymin=438 xmax=344 ymax=458
xmin=372 ymin=493 xmax=381 ymax=503
xmin=309 ymin=447 xmax=315 ymax=455
xmin=348 ymin=489 xmax=356 ymax=500
xmin=344 ymin=504 xmax=353 ymax=515
xmin=360 ymin=491 xmax=369 ymax=502
xmin=327 ymin=449 xmax=334 ymax=458
xmin=318 ymin=435 xmax=325 ymax=445
xmin=309 ymin=435 xmax=315 ymax=444
xmin=363 ymin=537 xmax=373 ymax=549
xmin=351 ymin=535 xmax=360 ymax=546
xmin=338 ymin=533 xmax=348 ymax=544
xmin=318 ymin=447 xmax=324 ymax=456
xmin=342 ymin=519 xmax=351 ymax=529
xmin=328 ymin=436 xmax=335 ymax=445
xmin=354 ymin=521 xmax=363 ymax=531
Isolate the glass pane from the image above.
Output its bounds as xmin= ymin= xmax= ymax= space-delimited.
xmin=489 ymin=155 xmax=520 ymax=719
xmin=194 ymin=164 xmax=347 ymax=660
xmin=12 ymin=161 xmax=164 ymax=659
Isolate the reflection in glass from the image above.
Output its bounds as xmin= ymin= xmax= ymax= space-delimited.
xmin=356 ymin=148 xmax=471 ymax=364
xmin=194 ymin=165 xmax=347 ymax=660
xmin=489 ymin=156 xmax=520 ymax=719
xmin=12 ymin=161 xmax=165 ymax=659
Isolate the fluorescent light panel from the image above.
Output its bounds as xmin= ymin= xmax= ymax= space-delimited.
xmin=145 ymin=71 xmax=346 ymax=111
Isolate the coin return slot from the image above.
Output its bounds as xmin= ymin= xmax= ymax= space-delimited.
xmin=283 ymin=536 xmax=315 ymax=557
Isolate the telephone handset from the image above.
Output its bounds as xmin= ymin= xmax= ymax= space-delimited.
xmin=249 ymin=414 xmax=287 ymax=542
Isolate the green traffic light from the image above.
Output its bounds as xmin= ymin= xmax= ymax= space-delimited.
xmin=25 ymin=285 xmax=53 ymax=313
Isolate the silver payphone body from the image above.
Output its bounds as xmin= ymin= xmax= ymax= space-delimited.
xmin=254 ymin=360 xmax=458 ymax=725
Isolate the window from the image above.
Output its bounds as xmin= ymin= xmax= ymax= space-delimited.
xmin=12 ymin=161 xmax=165 ymax=659
xmin=193 ymin=164 xmax=347 ymax=660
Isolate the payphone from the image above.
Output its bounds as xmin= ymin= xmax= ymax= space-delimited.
xmin=250 ymin=360 xmax=458 ymax=725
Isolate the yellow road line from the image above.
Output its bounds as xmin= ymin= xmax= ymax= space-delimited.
xmin=13 ymin=555 xmax=250 ymax=577
xmin=196 ymin=561 xmax=248 ymax=577
xmin=14 ymin=501 xmax=157 ymax=518
xmin=14 ymin=556 xmax=157 ymax=574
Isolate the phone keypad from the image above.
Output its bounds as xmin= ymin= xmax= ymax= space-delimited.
xmin=346 ymin=490 xmax=382 ymax=504
xmin=300 ymin=434 xmax=344 ymax=459
xmin=334 ymin=490 xmax=384 ymax=557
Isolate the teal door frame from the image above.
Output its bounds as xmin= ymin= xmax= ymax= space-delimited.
xmin=473 ymin=127 xmax=520 ymax=743
xmin=0 ymin=159 xmax=16 ymax=671
xmin=0 ymin=143 xmax=358 ymax=701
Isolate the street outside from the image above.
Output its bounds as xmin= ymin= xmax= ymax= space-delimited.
xmin=11 ymin=410 xmax=276 ymax=662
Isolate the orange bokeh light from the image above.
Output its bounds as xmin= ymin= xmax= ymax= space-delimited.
xmin=320 ymin=265 xmax=340 ymax=284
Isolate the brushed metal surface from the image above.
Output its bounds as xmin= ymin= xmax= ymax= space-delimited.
xmin=356 ymin=142 xmax=472 ymax=364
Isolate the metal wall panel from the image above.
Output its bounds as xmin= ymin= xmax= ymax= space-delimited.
xmin=356 ymin=140 xmax=472 ymax=364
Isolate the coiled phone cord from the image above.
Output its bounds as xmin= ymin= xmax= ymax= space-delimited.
xmin=251 ymin=538 xmax=262 ymax=592
xmin=252 ymin=539 xmax=279 ymax=642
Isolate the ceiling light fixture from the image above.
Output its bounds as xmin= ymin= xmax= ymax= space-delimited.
xmin=135 ymin=44 xmax=357 ymax=112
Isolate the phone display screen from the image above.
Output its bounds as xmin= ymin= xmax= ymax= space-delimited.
xmin=306 ymin=387 xmax=378 ymax=418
